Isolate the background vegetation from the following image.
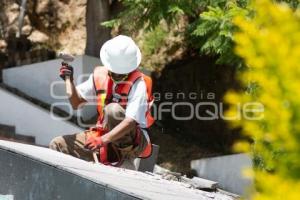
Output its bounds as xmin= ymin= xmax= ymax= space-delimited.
xmin=104 ymin=0 xmax=299 ymax=69
xmin=226 ymin=0 xmax=300 ymax=199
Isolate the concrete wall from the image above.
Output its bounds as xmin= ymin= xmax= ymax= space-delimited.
xmin=0 ymin=149 xmax=138 ymax=200
xmin=0 ymin=140 xmax=233 ymax=200
xmin=0 ymin=88 xmax=83 ymax=146
xmin=2 ymin=55 xmax=100 ymax=121
xmin=191 ymin=153 xmax=253 ymax=195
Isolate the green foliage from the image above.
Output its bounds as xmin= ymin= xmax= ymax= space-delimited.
xmin=225 ymin=0 xmax=300 ymax=198
xmin=142 ymin=25 xmax=168 ymax=55
xmin=191 ymin=2 xmax=249 ymax=66
xmin=276 ymin=0 xmax=300 ymax=8
xmin=101 ymin=19 xmax=120 ymax=28
xmin=110 ymin=0 xmax=202 ymax=31
xmin=104 ymin=0 xmax=300 ymax=68
xmin=103 ymin=0 xmax=250 ymax=67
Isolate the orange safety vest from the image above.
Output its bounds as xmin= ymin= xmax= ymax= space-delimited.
xmin=93 ymin=66 xmax=154 ymax=161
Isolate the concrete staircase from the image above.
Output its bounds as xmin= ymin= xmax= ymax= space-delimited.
xmin=0 ymin=124 xmax=35 ymax=144
xmin=2 ymin=55 xmax=100 ymax=120
xmin=0 ymin=85 xmax=83 ymax=146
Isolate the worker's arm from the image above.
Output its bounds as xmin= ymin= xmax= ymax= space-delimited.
xmin=66 ymin=81 xmax=87 ymax=110
xmin=101 ymin=117 xmax=136 ymax=144
xmin=60 ymin=63 xmax=87 ymax=109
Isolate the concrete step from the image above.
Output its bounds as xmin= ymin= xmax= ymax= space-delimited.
xmin=0 ymin=135 xmax=35 ymax=145
xmin=191 ymin=153 xmax=253 ymax=195
xmin=0 ymin=83 xmax=78 ymax=125
xmin=0 ymin=123 xmax=35 ymax=144
xmin=0 ymin=87 xmax=84 ymax=146
xmin=2 ymin=55 xmax=100 ymax=121
xmin=0 ymin=123 xmax=16 ymax=134
xmin=0 ymin=140 xmax=234 ymax=200
xmin=135 ymin=144 xmax=159 ymax=172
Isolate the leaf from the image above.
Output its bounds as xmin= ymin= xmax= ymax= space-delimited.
xmin=168 ymin=6 xmax=184 ymax=15
xmin=101 ymin=19 xmax=120 ymax=28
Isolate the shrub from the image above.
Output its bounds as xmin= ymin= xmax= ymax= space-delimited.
xmin=225 ymin=0 xmax=300 ymax=198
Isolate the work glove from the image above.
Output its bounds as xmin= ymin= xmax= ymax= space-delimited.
xmin=84 ymin=136 xmax=104 ymax=151
xmin=59 ymin=62 xmax=73 ymax=81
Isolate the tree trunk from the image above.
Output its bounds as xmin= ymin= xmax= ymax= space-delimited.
xmin=85 ymin=0 xmax=111 ymax=57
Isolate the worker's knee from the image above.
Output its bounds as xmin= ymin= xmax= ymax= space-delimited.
xmin=104 ymin=103 xmax=125 ymax=120
xmin=49 ymin=136 xmax=64 ymax=151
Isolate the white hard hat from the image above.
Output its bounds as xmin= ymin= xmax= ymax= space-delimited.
xmin=100 ymin=35 xmax=142 ymax=74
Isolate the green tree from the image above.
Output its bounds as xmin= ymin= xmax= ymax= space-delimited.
xmin=104 ymin=0 xmax=299 ymax=68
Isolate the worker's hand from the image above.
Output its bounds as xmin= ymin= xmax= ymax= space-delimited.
xmin=59 ymin=62 xmax=73 ymax=81
xmin=84 ymin=136 xmax=104 ymax=151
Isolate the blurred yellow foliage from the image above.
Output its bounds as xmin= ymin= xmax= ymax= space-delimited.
xmin=225 ymin=0 xmax=300 ymax=198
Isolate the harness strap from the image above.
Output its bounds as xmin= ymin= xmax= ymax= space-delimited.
xmin=96 ymin=128 xmax=124 ymax=167
xmin=113 ymin=70 xmax=143 ymax=107
xmin=133 ymin=127 xmax=152 ymax=158
xmin=134 ymin=126 xmax=142 ymax=147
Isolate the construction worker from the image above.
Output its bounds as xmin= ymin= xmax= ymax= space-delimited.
xmin=49 ymin=35 xmax=154 ymax=170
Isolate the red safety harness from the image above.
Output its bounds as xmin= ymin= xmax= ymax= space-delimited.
xmin=92 ymin=67 xmax=154 ymax=166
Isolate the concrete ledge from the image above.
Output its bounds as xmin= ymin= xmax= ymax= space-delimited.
xmin=0 ymin=149 xmax=137 ymax=200
xmin=191 ymin=153 xmax=253 ymax=195
xmin=135 ymin=144 xmax=159 ymax=172
xmin=0 ymin=140 xmax=233 ymax=200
